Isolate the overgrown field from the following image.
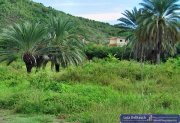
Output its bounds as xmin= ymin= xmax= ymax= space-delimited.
xmin=0 ymin=57 xmax=180 ymax=123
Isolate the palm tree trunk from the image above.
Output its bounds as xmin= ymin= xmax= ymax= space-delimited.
xmin=25 ymin=64 xmax=33 ymax=73
xmin=156 ymin=52 xmax=161 ymax=64
xmin=55 ymin=64 xmax=60 ymax=72
xmin=140 ymin=43 xmax=144 ymax=63
xmin=156 ymin=21 xmax=162 ymax=64
xmin=156 ymin=39 xmax=161 ymax=64
xmin=23 ymin=53 xmax=36 ymax=73
xmin=51 ymin=61 xmax=55 ymax=71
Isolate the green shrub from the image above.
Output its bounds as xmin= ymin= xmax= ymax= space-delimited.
xmin=84 ymin=44 xmax=132 ymax=60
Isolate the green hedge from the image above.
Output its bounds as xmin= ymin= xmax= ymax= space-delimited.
xmin=84 ymin=44 xmax=180 ymax=62
xmin=84 ymin=45 xmax=132 ymax=60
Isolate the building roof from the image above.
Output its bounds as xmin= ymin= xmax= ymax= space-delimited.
xmin=109 ymin=37 xmax=118 ymax=40
xmin=109 ymin=37 xmax=126 ymax=40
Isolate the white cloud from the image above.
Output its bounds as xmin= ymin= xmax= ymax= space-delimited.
xmin=32 ymin=0 xmax=130 ymax=24
xmin=77 ymin=12 xmax=123 ymax=22
xmin=49 ymin=1 xmax=111 ymax=7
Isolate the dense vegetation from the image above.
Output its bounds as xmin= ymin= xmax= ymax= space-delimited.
xmin=0 ymin=0 xmax=179 ymax=67
xmin=0 ymin=0 xmax=179 ymax=122
xmin=84 ymin=44 xmax=180 ymax=62
xmin=84 ymin=45 xmax=132 ymax=60
xmin=0 ymin=57 xmax=180 ymax=122
xmin=0 ymin=17 xmax=87 ymax=73
xmin=117 ymin=0 xmax=180 ymax=63
xmin=0 ymin=0 xmax=120 ymax=43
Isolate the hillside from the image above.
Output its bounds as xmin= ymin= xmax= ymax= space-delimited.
xmin=0 ymin=0 xmax=121 ymax=44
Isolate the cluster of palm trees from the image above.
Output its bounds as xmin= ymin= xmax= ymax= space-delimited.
xmin=0 ymin=0 xmax=179 ymax=73
xmin=0 ymin=17 xmax=85 ymax=73
xmin=118 ymin=0 xmax=180 ymax=63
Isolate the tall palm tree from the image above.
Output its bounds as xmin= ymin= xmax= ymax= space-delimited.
xmin=47 ymin=17 xmax=85 ymax=72
xmin=139 ymin=0 xmax=180 ymax=64
xmin=0 ymin=22 xmax=48 ymax=73
xmin=117 ymin=7 xmax=147 ymax=61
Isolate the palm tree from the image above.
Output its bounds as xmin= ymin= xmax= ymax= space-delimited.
xmin=0 ymin=22 xmax=48 ymax=73
xmin=139 ymin=0 xmax=180 ymax=64
xmin=117 ymin=7 xmax=147 ymax=61
xmin=46 ymin=17 xmax=85 ymax=72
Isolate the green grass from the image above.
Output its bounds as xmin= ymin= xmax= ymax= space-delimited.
xmin=0 ymin=57 xmax=180 ymax=123
xmin=0 ymin=110 xmax=56 ymax=123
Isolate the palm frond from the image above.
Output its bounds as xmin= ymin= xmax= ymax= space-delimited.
xmin=0 ymin=22 xmax=47 ymax=65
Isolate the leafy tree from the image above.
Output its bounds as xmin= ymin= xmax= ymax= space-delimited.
xmin=0 ymin=22 xmax=48 ymax=73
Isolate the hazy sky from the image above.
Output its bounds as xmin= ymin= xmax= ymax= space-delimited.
xmin=32 ymin=0 xmax=179 ymax=25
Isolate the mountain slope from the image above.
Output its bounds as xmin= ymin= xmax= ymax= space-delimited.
xmin=0 ymin=0 xmax=121 ymax=44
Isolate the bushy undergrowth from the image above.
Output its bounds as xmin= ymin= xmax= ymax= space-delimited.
xmin=0 ymin=57 xmax=180 ymax=123
xmin=84 ymin=45 xmax=132 ymax=60
xmin=56 ymin=57 xmax=180 ymax=92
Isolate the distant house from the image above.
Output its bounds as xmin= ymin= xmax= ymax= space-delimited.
xmin=109 ymin=37 xmax=128 ymax=47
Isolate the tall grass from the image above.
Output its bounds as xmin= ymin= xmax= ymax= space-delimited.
xmin=0 ymin=57 xmax=180 ymax=122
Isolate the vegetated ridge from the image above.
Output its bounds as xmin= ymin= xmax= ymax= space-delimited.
xmin=0 ymin=0 xmax=121 ymax=44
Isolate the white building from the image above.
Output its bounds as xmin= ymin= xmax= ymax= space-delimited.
xmin=109 ymin=37 xmax=128 ymax=47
